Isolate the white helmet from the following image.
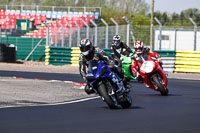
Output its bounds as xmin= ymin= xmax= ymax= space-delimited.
xmin=134 ymin=41 xmax=144 ymax=54
xmin=113 ymin=35 xmax=121 ymax=48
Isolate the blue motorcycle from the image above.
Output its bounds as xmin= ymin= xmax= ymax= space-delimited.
xmin=86 ymin=59 xmax=132 ymax=109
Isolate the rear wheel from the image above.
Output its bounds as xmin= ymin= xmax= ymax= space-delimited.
xmin=98 ymin=83 xmax=117 ymax=109
xmin=152 ymin=75 xmax=168 ymax=96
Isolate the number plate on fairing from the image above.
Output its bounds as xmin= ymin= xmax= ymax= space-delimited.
xmin=141 ymin=61 xmax=154 ymax=73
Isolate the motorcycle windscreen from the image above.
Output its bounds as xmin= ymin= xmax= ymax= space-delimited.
xmin=88 ymin=60 xmax=99 ymax=74
xmin=123 ymin=56 xmax=132 ymax=63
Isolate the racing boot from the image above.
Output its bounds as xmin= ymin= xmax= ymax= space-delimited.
xmin=123 ymin=79 xmax=132 ymax=89
xmin=137 ymin=76 xmax=143 ymax=83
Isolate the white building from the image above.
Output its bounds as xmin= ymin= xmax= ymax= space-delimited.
xmin=154 ymin=28 xmax=200 ymax=51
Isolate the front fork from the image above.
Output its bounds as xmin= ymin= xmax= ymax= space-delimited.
xmin=150 ymin=73 xmax=166 ymax=90
xmin=109 ymin=72 xmax=125 ymax=92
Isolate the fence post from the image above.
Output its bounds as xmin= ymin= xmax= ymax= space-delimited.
xmin=52 ymin=23 xmax=57 ymax=46
xmin=110 ymin=17 xmax=118 ymax=35
xmin=154 ymin=17 xmax=162 ymax=50
xmin=52 ymin=6 xmax=55 ymax=12
xmin=130 ymin=31 xmax=135 ymax=45
xmin=58 ymin=22 xmax=64 ymax=47
xmin=84 ymin=7 xmax=86 ymax=13
xmin=82 ymin=20 xmax=89 ymax=39
xmin=189 ymin=18 xmax=197 ymax=51
xmin=101 ymin=18 xmax=109 ymax=48
xmin=122 ymin=16 xmax=130 ymax=46
xmin=36 ymin=5 xmax=39 ymax=12
xmin=21 ymin=4 xmax=23 ymax=11
xmin=74 ymin=21 xmax=80 ymax=47
xmin=68 ymin=7 xmax=70 ymax=12
xmin=44 ymin=22 xmax=50 ymax=46
xmin=90 ymin=20 xmax=98 ymax=46
xmin=65 ymin=21 xmax=72 ymax=47
xmin=174 ymin=29 xmax=178 ymax=51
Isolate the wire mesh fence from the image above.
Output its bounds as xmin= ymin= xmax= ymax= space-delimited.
xmin=0 ymin=22 xmax=199 ymax=51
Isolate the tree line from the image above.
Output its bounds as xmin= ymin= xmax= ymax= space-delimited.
xmin=1 ymin=0 xmax=199 ymax=27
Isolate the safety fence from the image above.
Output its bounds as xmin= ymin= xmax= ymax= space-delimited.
xmin=175 ymin=51 xmax=200 ymax=73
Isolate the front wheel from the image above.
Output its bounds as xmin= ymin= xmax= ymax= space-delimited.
xmin=98 ymin=83 xmax=117 ymax=109
xmin=152 ymin=75 xmax=168 ymax=96
xmin=120 ymin=94 xmax=132 ymax=109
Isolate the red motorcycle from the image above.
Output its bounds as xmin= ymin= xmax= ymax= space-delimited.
xmin=131 ymin=55 xmax=168 ymax=96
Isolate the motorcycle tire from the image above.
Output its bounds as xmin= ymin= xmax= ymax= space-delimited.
xmin=98 ymin=83 xmax=117 ymax=109
xmin=120 ymin=94 xmax=132 ymax=109
xmin=152 ymin=75 xmax=168 ymax=96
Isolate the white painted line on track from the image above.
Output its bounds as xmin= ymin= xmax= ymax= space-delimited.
xmin=79 ymin=86 xmax=85 ymax=89
xmin=168 ymin=77 xmax=200 ymax=81
xmin=47 ymin=80 xmax=63 ymax=82
xmin=0 ymin=96 xmax=99 ymax=109
xmin=64 ymin=81 xmax=73 ymax=84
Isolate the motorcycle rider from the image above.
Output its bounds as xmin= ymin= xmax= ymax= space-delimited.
xmin=131 ymin=41 xmax=163 ymax=81
xmin=111 ymin=35 xmax=133 ymax=66
xmin=110 ymin=35 xmax=133 ymax=88
xmin=79 ymin=38 xmax=130 ymax=95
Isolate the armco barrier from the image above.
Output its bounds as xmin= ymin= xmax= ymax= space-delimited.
xmin=45 ymin=46 xmax=71 ymax=65
xmin=175 ymin=51 xmax=200 ymax=73
xmin=153 ymin=50 xmax=176 ymax=72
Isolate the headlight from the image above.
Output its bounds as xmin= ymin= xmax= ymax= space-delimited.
xmin=86 ymin=73 xmax=95 ymax=82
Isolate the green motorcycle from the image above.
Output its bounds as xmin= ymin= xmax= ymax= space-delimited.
xmin=121 ymin=53 xmax=137 ymax=81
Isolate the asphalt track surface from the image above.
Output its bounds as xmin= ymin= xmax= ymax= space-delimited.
xmin=0 ymin=70 xmax=200 ymax=133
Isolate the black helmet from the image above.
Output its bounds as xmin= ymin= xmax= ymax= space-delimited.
xmin=112 ymin=35 xmax=121 ymax=48
xmin=79 ymin=39 xmax=93 ymax=56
